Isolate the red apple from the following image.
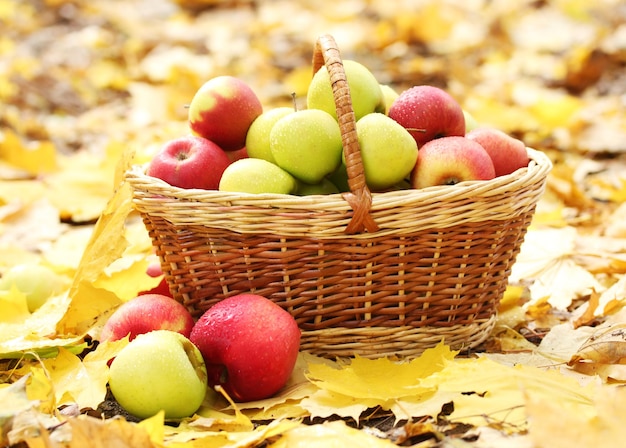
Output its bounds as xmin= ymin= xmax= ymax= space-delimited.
xmin=226 ymin=146 xmax=249 ymax=163
xmin=465 ymin=127 xmax=529 ymax=177
xmin=189 ymin=293 xmax=301 ymax=402
xmin=100 ymin=294 xmax=195 ymax=342
xmin=388 ymin=85 xmax=465 ymax=147
xmin=188 ymin=76 xmax=263 ymax=151
xmin=146 ymin=135 xmax=231 ymax=190
xmin=138 ymin=262 xmax=172 ymax=297
xmin=411 ymin=136 xmax=496 ymax=188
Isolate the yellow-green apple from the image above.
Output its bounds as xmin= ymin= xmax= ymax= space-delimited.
xmin=296 ymin=178 xmax=340 ymax=195
xmin=307 ymin=59 xmax=385 ymax=121
xmin=138 ymin=262 xmax=171 ymax=297
xmin=380 ymin=84 xmax=399 ymax=115
xmin=0 ymin=263 xmax=66 ymax=312
xmin=100 ymin=294 xmax=195 ymax=342
xmin=146 ymin=136 xmax=231 ymax=190
xmin=326 ymin=162 xmax=349 ymax=192
xmin=353 ymin=112 xmax=418 ymax=191
xmin=465 ymin=127 xmax=529 ymax=177
xmin=218 ymin=158 xmax=297 ymax=194
xmin=245 ymin=107 xmax=294 ymax=163
xmin=189 ymin=293 xmax=301 ymax=402
xmin=270 ymin=109 xmax=343 ymax=184
xmin=463 ymin=110 xmax=479 ymax=133
xmin=188 ymin=75 xmax=263 ymax=151
xmin=108 ymin=330 xmax=207 ymax=419
xmin=411 ymin=136 xmax=495 ymax=188
xmin=388 ymin=85 xmax=465 ymax=147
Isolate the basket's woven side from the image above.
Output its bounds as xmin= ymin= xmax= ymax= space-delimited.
xmin=141 ymin=205 xmax=534 ymax=329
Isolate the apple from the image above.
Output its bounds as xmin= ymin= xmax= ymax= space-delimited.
xmin=353 ymin=112 xmax=418 ymax=191
xmin=463 ymin=110 xmax=479 ymax=133
xmin=296 ymin=178 xmax=340 ymax=195
xmin=326 ymin=162 xmax=349 ymax=192
xmin=189 ymin=293 xmax=301 ymax=402
xmin=380 ymin=84 xmax=399 ymax=115
xmin=146 ymin=136 xmax=231 ymax=190
xmin=100 ymin=293 xmax=195 ymax=342
xmin=411 ymin=136 xmax=496 ymax=188
xmin=307 ymin=59 xmax=385 ymax=121
xmin=0 ymin=263 xmax=66 ymax=312
xmin=226 ymin=146 xmax=249 ymax=163
xmin=270 ymin=109 xmax=343 ymax=184
xmin=108 ymin=330 xmax=208 ymax=419
xmin=188 ymin=75 xmax=263 ymax=151
xmin=218 ymin=158 xmax=297 ymax=194
xmin=388 ymin=85 xmax=466 ymax=147
xmin=245 ymin=107 xmax=294 ymax=164
xmin=465 ymin=127 xmax=530 ymax=177
xmin=138 ymin=262 xmax=171 ymax=297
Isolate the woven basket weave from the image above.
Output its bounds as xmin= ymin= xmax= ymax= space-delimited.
xmin=125 ymin=34 xmax=552 ymax=359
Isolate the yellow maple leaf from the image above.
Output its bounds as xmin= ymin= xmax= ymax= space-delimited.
xmin=0 ymin=129 xmax=58 ymax=175
xmin=268 ymin=420 xmax=396 ymax=448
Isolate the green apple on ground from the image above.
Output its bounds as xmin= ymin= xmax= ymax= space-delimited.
xmin=380 ymin=84 xmax=399 ymax=115
xmin=463 ymin=110 xmax=479 ymax=133
xmin=108 ymin=330 xmax=208 ymax=419
xmin=270 ymin=109 xmax=343 ymax=184
xmin=465 ymin=127 xmax=529 ymax=176
xmin=0 ymin=263 xmax=66 ymax=312
xmin=388 ymin=85 xmax=466 ymax=147
xmin=411 ymin=136 xmax=496 ymax=188
xmin=307 ymin=59 xmax=385 ymax=121
xmin=218 ymin=158 xmax=297 ymax=194
xmin=189 ymin=293 xmax=301 ymax=402
xmin=188 ymin=75 xmax=263 ymax=151
xmin=100 ymin=293 xmax=195 ymax=342
xmin=138 ymin=262 xmax=171 ymax=297
xmin=296 ymin=178 xmax=340 ymax=195
xmin=245 ymin=107 xmax=294 ymax=163
xmin=146 ymin=136 xmax=232 ymax=190
xmin=353 ymin=112 xmax=418 ymax=191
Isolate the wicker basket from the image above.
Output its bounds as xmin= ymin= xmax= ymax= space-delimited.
xmin=125 ymin=34 xmax=552 ymax=359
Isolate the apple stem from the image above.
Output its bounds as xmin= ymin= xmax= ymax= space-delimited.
xmin=406 ymin=128 xmax=427 ymax=133
xmin=291 ymin=92 xmax=298 ymax=112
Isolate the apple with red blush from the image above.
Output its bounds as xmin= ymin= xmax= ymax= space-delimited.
xmin=465 ymin=127 xmax=529 ymax=177
xmin=100 ymin=293 xmax=195 ymax=342
xmin=411 ymin=136 xmax=495 ymax=189
xmin=146 ymin=135 xmax=231 ymax=190
xmin=189 ymin=293 xmax=301 ymax=402
xmin=188 ymin=76 xmax=263 ymax=151
xmin=388 ymin=85 xmax=466 ymax=147
xmin=138 ymin=262 xmax=172 ymax=297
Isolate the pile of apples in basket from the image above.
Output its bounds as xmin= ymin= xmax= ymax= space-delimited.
xmin=146 ymin=59 xmax=530 ymax=195
xmin=104 ymin=59 xmax=533 ymax=421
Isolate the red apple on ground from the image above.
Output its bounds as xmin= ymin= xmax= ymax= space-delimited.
xmin=189 ymin=293 xmax=301 ymax=402
xmin=188 ymin=76 xmax=263 ymax=151
xmin=411 ymin=136 xmax=496 ymax=188
xmin=465 ymin=127 xmax=529 ymax=177
xmin=100 ymin=294 xmax=195 ymax=342
xmin=146 ymin=135 xmax=231 ymax=190
xmin=388 ymin=85 xmax=465 ymax=147
xmin=138 ymin=262 xmax=172 ymax=297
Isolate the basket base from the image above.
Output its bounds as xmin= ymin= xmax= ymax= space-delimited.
xmin=299 ymin=315 xmax=496 ymax=359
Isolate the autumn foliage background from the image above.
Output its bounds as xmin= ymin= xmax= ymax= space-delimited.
xmin=1 ymin=0 xmax=626 ymax=446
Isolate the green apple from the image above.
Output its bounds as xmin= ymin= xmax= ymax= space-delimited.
xmin=296 ymin=178 xmax=340 ymax=195
xmin=307 ymin=60 xmax=385 ymax=121
xmin=326 ymin=162 xmax=350 ymax=192
xmin=108 ymin=330 xmax=208 ymax=419
xmin=351 ymin=113 xmax=418 ymax=191
xmin=380 ymin=84 xmax=399 ymax=115
xmin=0 ymin=263 xmax=66 ymax=312
xmin=245 ymin=107 xmax=294 ymax=164
xmin=218 ymin=158 xmax=297 ymax=194
xmin=270 ymin=109 xmax=343 ymax=184
xmin=463 ymin=110 xmax=479 ymax=133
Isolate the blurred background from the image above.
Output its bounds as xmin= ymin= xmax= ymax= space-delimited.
xmin=1 ymin=0 xmax=624 ymax=179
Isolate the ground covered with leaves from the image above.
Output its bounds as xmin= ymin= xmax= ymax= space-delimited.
xmin=2 ymin=0 xmax=626 ymax=446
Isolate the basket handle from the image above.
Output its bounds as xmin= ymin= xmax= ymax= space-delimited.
xmin=312 ymin=34 xmax=379 ymax=234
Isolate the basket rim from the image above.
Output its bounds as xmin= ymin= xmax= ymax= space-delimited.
xmin=125 ymin=147 xmax=552 ymax=238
